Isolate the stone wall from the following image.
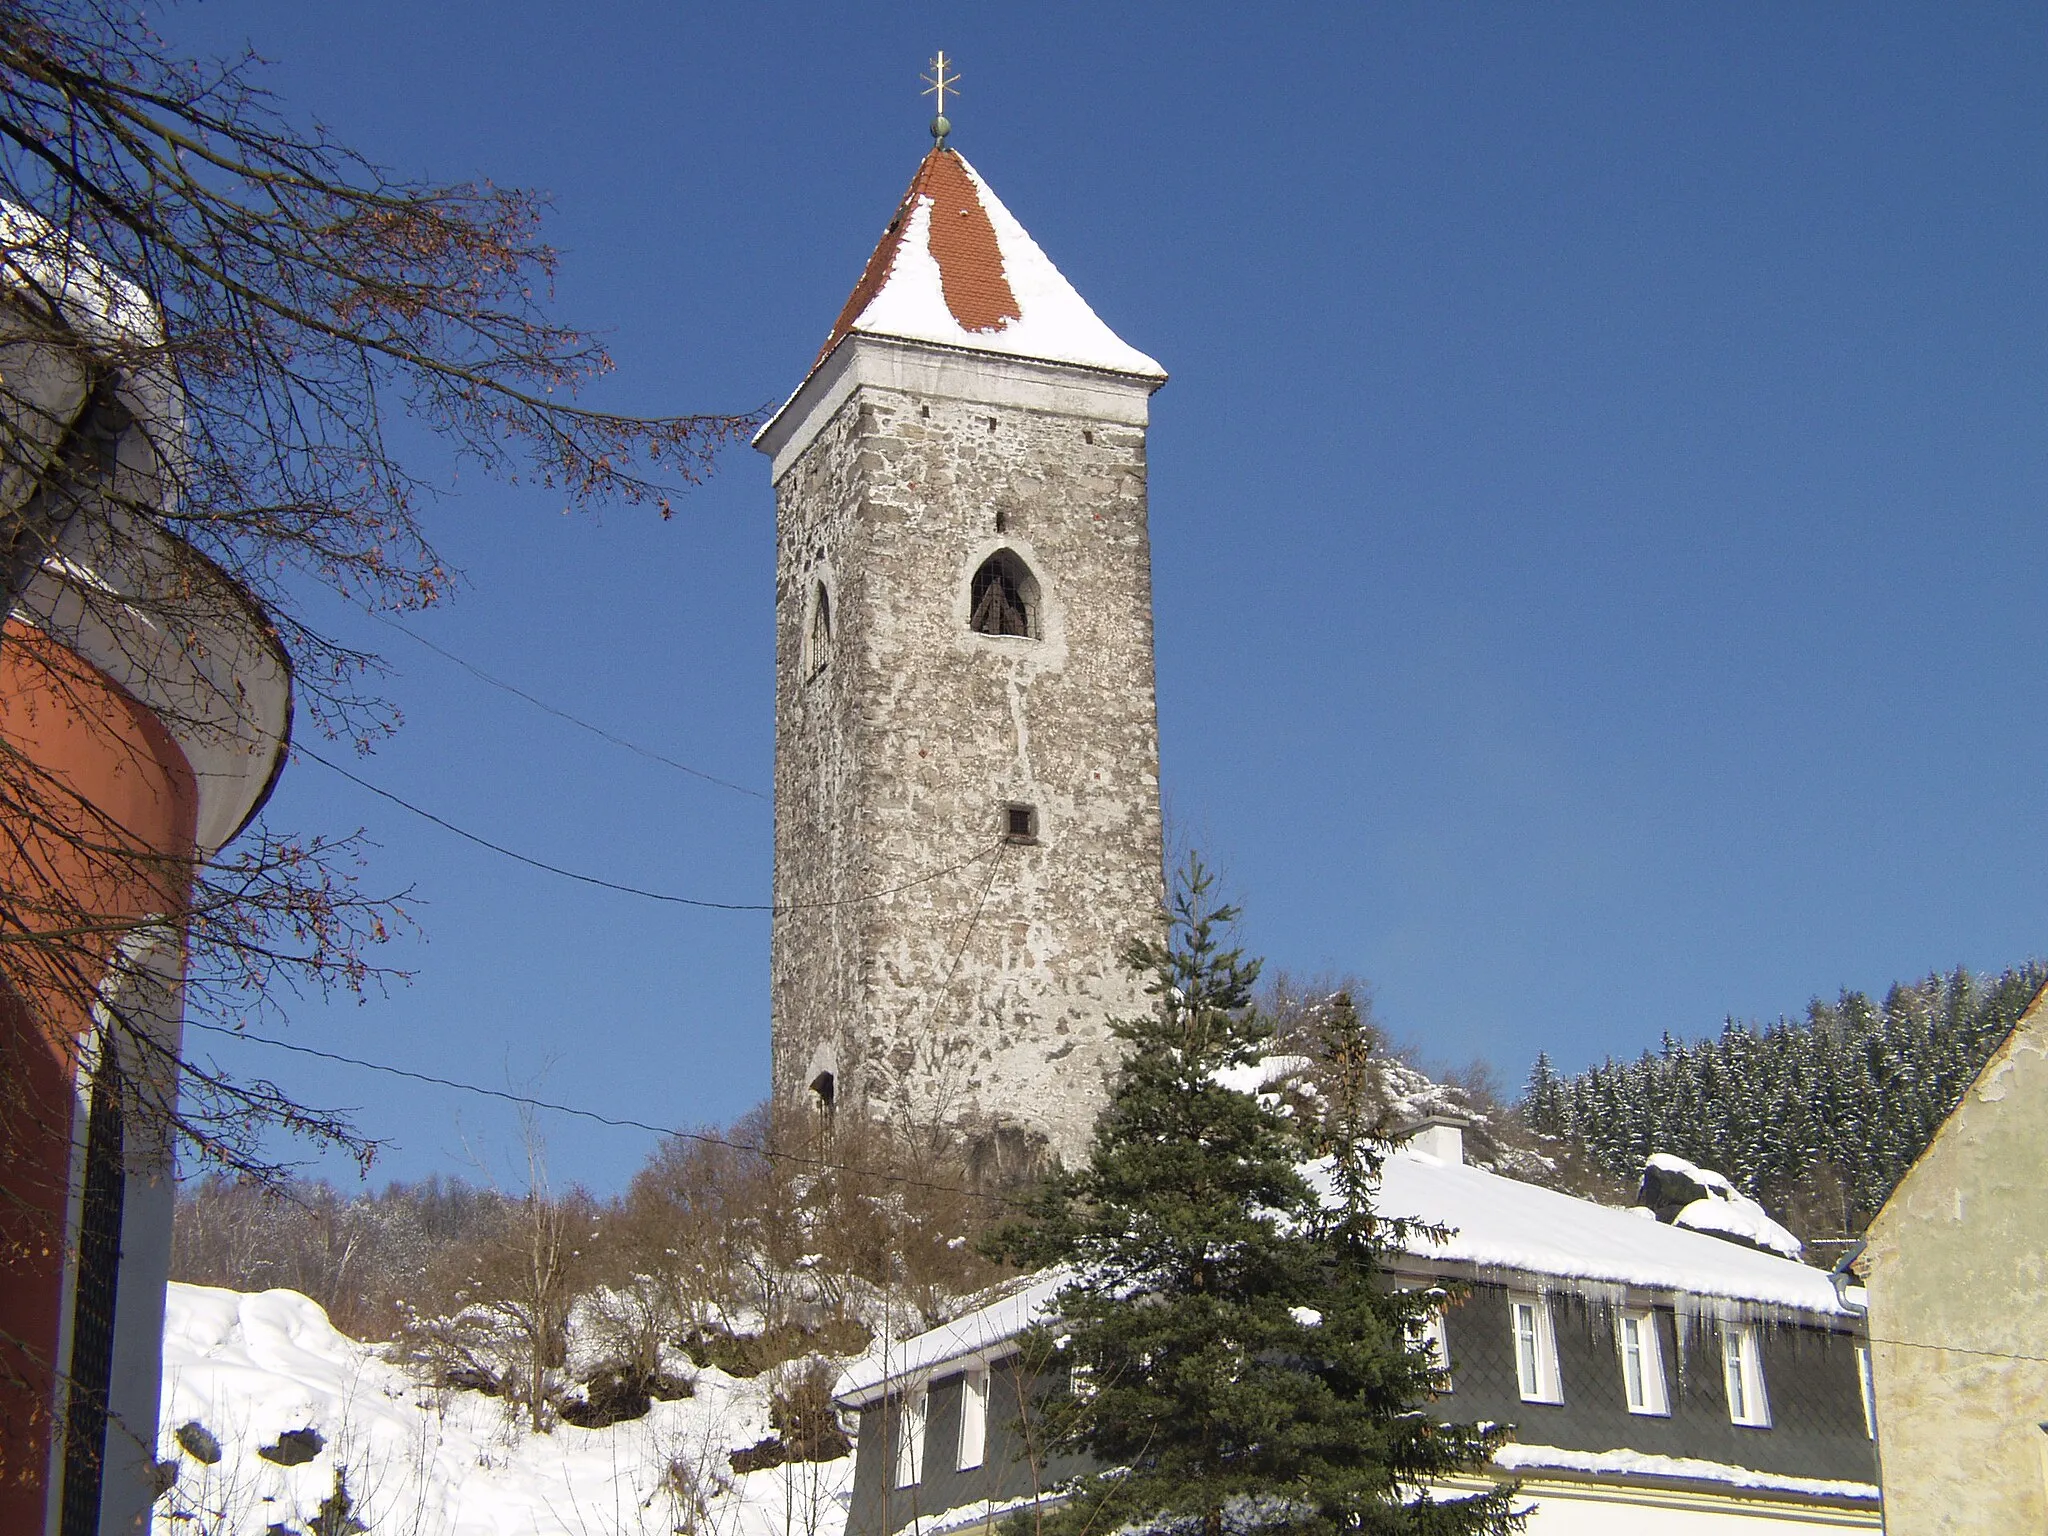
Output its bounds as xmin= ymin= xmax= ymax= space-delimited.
xmin=1863 ymin=985 xmax=2048 ymax=1534
xmin=768 ymin=346 xmax=1166 ymax=1166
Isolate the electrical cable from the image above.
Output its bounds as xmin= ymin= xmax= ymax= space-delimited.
xmin=188 ymin=1030 xmax=2048 ymax=1371
xmin=370 ymin=611 xmax=768 ymax=801
xmin=213 ymin=778 xmax=1025 ymax=1202
xmin=186 ymin=1018 xmax=1018 ymax=1206
xmin=297 ymin=742 xmax=999 ymax=912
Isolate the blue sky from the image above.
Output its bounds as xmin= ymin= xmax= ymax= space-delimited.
xmin=157 ymin=2 xmax=2048 ymax=1193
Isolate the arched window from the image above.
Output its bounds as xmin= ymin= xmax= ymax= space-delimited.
xmin=969 ymin=550 xmax=1038 ymax=638
xmin=806 ymin=582 xmax=832 ymax=677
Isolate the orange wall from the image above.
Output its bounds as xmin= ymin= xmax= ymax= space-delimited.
xmin=0 ymin=618 xmax=195 ymax=1533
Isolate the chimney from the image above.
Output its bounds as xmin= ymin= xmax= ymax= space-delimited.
xmin=1398 ymin=1113 xmax=1470 ymax=1166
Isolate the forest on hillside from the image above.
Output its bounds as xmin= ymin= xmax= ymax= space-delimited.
xmin=1519 ymin=963 xmax=2047 ymax=1241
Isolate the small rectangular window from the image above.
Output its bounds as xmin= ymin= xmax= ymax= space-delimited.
xmin=1722 ymin=1323 xmax=1772 ymax=1428
xmin=957 ymin=1366 xmax=988 ymax=1470
xmin=893 ymin=1386 xmax=926 ymax=1487
xmin=1511 ymin=1296 xmax=1562 ymax=1404
xmin=1857 ymin=1343 xmax=1876 ymax=1440
xmin=1004 ymin=803 xmax=1038 ymax=843
xmin=1618 ymin=1309 xmax=1670 ymax=1416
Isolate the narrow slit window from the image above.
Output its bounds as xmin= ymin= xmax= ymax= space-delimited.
xmin=893 ymin=1385 xmax=926 ymax=1487
xmin=969 ymin=550 xmax=1037 ymax=638
xmin=957 ymin=1366 xmax=989 ymax=1470
xmin=1511 ymin=1296 xmax=1562 ymax=1404
xmin=1618 ymin=1310 xmax=1669 ymax=1416
xmin=1722 ymin=1323 xmax=1771 ymax=1428
xmin=806 ymin=583 xmax=832 ymax=677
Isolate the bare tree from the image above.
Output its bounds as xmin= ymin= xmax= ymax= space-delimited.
xmin=0 ymin=0 xmax=758 ymax=1178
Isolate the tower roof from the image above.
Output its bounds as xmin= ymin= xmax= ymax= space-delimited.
xmin=813 ymin=148 xmax=1164 ymax=382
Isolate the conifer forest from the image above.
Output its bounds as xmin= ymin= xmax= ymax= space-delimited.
xmin=1519 ymin=963 xmax=2047 ymax=1237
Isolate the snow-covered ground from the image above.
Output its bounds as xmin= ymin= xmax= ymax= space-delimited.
xmin=157 ymin=1284 xmax=853 ymax=1536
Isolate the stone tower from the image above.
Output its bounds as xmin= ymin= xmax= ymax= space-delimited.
xmin=755 ymin=145 xmax=1167 ymax=1166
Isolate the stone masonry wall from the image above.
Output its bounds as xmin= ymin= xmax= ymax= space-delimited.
xmin=771 ymin=370 xmax=1165 ymax=1166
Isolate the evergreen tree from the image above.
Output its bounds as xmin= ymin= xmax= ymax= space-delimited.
xmin=1522 ymin=963 xmax=2048 ymax=1236
xmin=994 ymin=860 xmax=1521 ymax=1536
xmin=1520 ymin=1054 xmax=1565 ymax=1137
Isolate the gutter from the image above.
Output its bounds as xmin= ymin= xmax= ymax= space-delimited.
xmin=1828 ymin=1238 xmax=1868 ymax=1314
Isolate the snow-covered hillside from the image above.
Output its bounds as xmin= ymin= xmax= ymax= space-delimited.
xmin=157 ymin=1284 xmax=853 ymax=1536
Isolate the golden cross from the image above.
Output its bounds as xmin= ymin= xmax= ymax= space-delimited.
xmin=922 ymin=51 xmax=960 ymax=118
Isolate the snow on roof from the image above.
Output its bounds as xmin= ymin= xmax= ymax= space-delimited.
xmin=835 ymin=1151 xmax=1850 ymax=1406
xmin=2 ymin=200 xmax=163 ymax=352
xmin=1494 ymin=1444 xmax=1878 ymax=1502
xmin=834 ymin=1269 xmax=1069 ymax=1407
xmin=1364 ymin=1149 xmax=1848 ymax=1315
xmin=1643 ymin=1152 xmax=1805 ymax=1261
xmin=813 ymin=149 xmax=1163 ymax=382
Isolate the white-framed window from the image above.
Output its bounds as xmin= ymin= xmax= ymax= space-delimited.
xmin=956 ymin=1365 xmax=989 ymax=1470
xmin=1856 ymin=1343 xmax=1876 ymax=1440
xmin=1407 ymin=1306 xmax=1452 ymax=1388
xmin=893 ymin=1384 xmax=927 ymax=1488
xmin=1511 ymin=1296 xmax=1562 ymax=1404
xmin=1722 ymin=1323 xmax=1771 ymax=1428
xmin=1617 ymin=1309 xmax=1670 ymax=1416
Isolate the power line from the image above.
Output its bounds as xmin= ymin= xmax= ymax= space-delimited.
xmin=186 ymin=1019 xmax=1017 ymax=1206
xmin=297 ymin=742 xmax=999 ymax=912
xmin=194 ymin=1032 xmax=2048 ymax=1372
xmin=1865 ymin=1332 xmax=2048 ymax=1368
xmin=371 ymin=612 xmax=767 ymax=801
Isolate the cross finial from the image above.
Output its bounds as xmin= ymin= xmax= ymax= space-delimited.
xmin=922 ymin=50 xmax=959 ymax=146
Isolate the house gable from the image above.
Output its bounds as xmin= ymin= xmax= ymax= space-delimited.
xmin=1863 ymin=983 xmax=2048 ymax=1533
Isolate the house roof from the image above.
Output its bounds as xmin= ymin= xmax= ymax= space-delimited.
xmin=835 ymin=1269 xmax=1069 ymax=1407
xmin=1361 ymin=1149 xmax=1849 ymax=1315
xmin=3 ymin=210 xmax=293 ymax=855
xmin=835 ymin=1150 xmax=1852 ymax=1407
xmin=810 ymin=148 xmax=1164 ymax=384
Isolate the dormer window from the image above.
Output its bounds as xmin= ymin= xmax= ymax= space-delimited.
xmin=969 ymin=550 xmax=1037 ymax=638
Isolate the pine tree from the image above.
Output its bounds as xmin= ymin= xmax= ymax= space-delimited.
xmin=1521 ymin=1053 xmax=1565 ymax=1137
xmin=1521 ymin=963 xmax=2048 ymax=1238
xmin=993 ymin=860 xmax=1521 ymax=1536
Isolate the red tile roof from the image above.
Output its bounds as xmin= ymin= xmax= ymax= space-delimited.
xmin=816 ymin=149 xmax=1021 ymax=368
